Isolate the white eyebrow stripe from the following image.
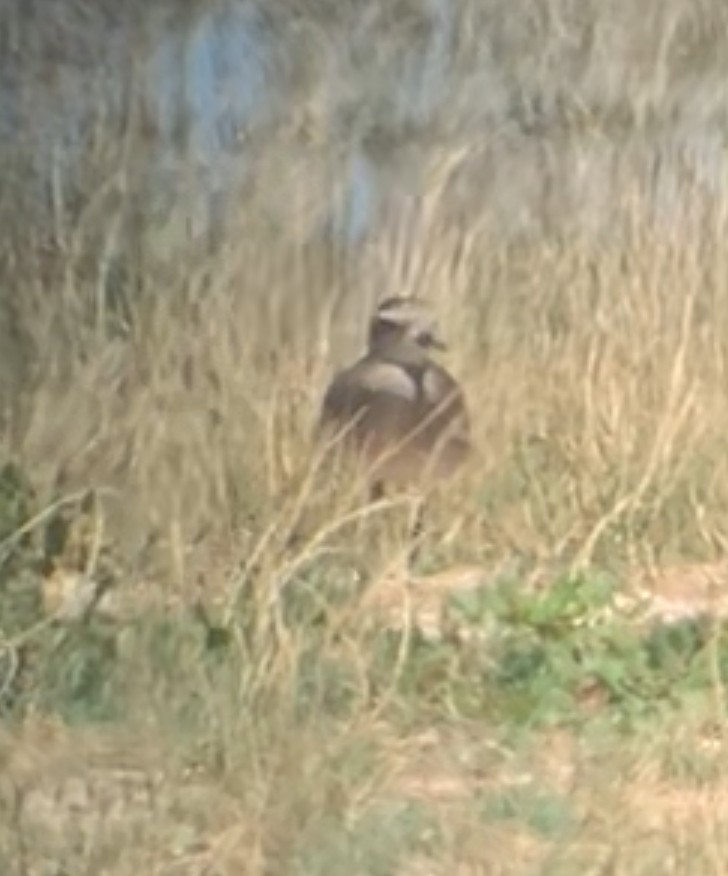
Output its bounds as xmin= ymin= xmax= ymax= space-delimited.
xmin=376 ymin=300 xmax=431 ymax=326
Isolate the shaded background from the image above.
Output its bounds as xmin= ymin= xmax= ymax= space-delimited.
xmin=3 ymin=0 xmax=727 ymax=254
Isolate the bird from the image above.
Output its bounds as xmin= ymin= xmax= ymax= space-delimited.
xmin=317 ymin=296 xmax=471 ymax=545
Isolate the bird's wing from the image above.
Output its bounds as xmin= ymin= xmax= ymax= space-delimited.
xmin=322 ymin=359 xmax=416 ymax=414
xmin=320 ymin=358 xmax=420 ymax=441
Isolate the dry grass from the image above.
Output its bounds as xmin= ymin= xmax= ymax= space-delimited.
xmin=5 ymin=710 xmax=728 ymax=874
xmin=5 ymin=181 xmax=728 ymax=872
xmin=4 ymin=0 xmax=728 ymax=873
xmin=10 ymin=179 xmax=728 ymax=579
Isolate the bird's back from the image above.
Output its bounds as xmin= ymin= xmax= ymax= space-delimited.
xmin=319 ymin=353 xmax=470 ymax=485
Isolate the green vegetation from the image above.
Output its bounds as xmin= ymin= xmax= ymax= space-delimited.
xmin=4 ymin=0 xmax=728 ymax=873
xmin=3 ymin=459 xmax=728 ymax=873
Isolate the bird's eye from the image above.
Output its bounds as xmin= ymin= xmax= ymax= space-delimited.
xmin=416 ymin=330 xmax=446 ymax=351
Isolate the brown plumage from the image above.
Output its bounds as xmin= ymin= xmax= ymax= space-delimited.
xmin=318 ymin=297 xmax=471 ymax=497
